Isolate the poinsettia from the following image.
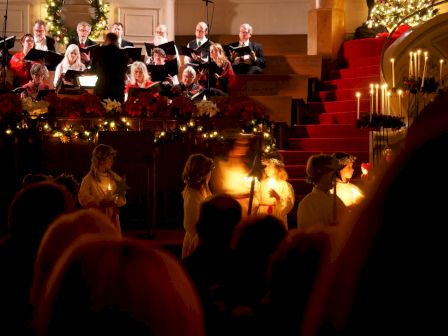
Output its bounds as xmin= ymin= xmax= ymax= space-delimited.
xmin=0 ymin=93 xmax=24 ymax=116
xmin=78 ymin=93 xmax=105 ymax=117
xmin=214 ymin=96 xmax=267 ymax=122
xmin=168 ymin=96 xmax=198 ymax=119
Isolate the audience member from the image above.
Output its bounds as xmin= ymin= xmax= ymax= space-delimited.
xmin=181 ymin=153 xmax=214 ymax=258
xmin=78 ymin=144 xmax=127 ymax=232
xmin=0 ymin=181 xmax=74 ymax=335
xmin=34 ymin=237 xmax=206 ymax=336
xmin=228 ymin=23 xmax=266 ymax=74
xmin=22 ymin=173 xmax=53 ymax=187
xmin=91 ymin=32 xmax=128 ymax=102
xmin=53 ymin=44 xmax=86 ymax=87
xmin=19 ymin=63 xmax=50 ymax=100
xmin=264 ymin=226 xmax=334 ymax=336
xmin=297 ymin=154 xmax=347 ymax=228
xmin=226 ymin=214 xmax=288 ymax=335
xmin=185 ymin=21 xmax=211 ymax=66
xmin=9 ymin=33 xmax=35 ymax=86
xmin=33 ymin=19 xmax=55 ymax=52
xmin=110 ymin=22 xmax=134 ymax=48
xmin=68 ymin=21 xmax=97 ymax=65
xmin=184 ymin=194 xmax=242 ymax=336
xmin=53 ymin=173 xmax=80 ymax=208
xmin=30 ymin=209 xmax=120 ymax=314
xmin=331 ymin=151 xmax=365 ymax=208
xmin=254 ymin=152 xmax=295 ymax=229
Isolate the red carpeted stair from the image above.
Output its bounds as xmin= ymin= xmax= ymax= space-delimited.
xmin=281 ymin=37 xmax=390 ymax=227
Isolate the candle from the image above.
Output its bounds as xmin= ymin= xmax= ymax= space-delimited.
xmin=421 ymin=54 xmax=428 ymax=89
xmin=397 ymin=89 xmax=403 ymax=116
xmin=409 ymin=52 xmax=413 ymax=77
xmin=440 ymin=59 xmax=444 ymax=84
xmin=355 ymin=92 xmax=361 ymax=119
xmin=414 ymin=52 xmax=418 ymax=78
xmin=375 ymin=84 xmax=379 ymax=114
xmin=370 ymin=89 xmax=374 ymax=120
xmin=386 ymin=91 xmax=391 ymax=115
xmin=417 ymin=49 xmax=421 ymax=78
xmin=390 ymin=58 xmax=395 ymax=88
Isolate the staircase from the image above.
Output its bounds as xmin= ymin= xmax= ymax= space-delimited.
xmin=280 ymin=38 xmax=389 ymax=227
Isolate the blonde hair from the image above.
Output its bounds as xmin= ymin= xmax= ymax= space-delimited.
xmin=62 ymin=44 xmax=84 ymax=69
xmin=182 ymin=153 xmax=214 ymax=190
xmin=129 ymin=61 xmax=151 ymax=85
xmin=210 ymin=43 xmax=228 ymax=67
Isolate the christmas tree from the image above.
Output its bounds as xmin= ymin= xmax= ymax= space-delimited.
xmin=367 ymin=0 xmax=439 ymax=30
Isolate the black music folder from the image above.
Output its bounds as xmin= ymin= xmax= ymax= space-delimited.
xmin=79 ymin=44 xmax=99 ymax=54
xmin=24 ymin=48 xmax=64 ymax=69
xmin=144 ymin=41 xmax=177 ymax=56
xmin=0 ymin=36 xmax=16 ymax=50
xmin=226 ymin=44 xmax=252 ymax=56
xmin=180 ymin=41 xmax=210 ymax=57
xmin=127 ymin=82 xmax=161 ymax=97
xmin=146 ymin=60 xmax=178 ymax=82
xmin=123 ymin=47 xmax=142 ymax=63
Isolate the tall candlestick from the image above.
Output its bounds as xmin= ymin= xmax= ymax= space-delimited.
xmin=440 ymin=59 xmax=444 ymax=84
xmin=370 ymin=89 xmax=374 ymax=120
xmin=409 ymin=52 xmax=413 ymax=77
xmin=386 ymin=91 xmax=391 ymax=115
xmin=414 ymin=52 xmax=418 ymax=78
xmin=375 ymin=84 xmax=379 ymax=114
xmin=356 ymin=92 xmax=361 ymax=119
xmin=390 ymin=58 xmax=395 ymax=88
xmin=397 ymin=89 xmax=403 ymax=116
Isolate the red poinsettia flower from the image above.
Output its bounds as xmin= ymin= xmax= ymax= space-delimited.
xmin=0 ymin=93 xmax=24 ymax=115
xmin=168 ymin=96 xmax=198 ymax=119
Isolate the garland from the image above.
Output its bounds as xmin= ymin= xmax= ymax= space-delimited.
xmin=46 ymin=0 xmax=110 ymax=45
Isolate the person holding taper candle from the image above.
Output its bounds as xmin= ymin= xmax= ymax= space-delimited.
xmin=78 ymin=144 xmax=127 ymax=232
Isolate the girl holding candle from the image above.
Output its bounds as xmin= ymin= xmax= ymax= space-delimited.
xmin=254 ymin=152 xmax=295 ymax=229
xmin=78 ymin=144 xmax=127 ymax=232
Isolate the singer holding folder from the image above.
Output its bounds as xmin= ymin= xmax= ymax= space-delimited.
xmin=228 ymin=23 xmax=266 ymax=75
xmin=9 ymin=34 xmax=36 ymax=87
xmin=53 ymin=44 xmax=86 ymax=87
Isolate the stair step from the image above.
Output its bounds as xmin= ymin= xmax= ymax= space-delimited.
xmin=319 ymin=87 xmax=377 ymax=102
xmin=330 ymin=65 xmax=380 ymax=79
xmin=343 ymin=36 xmax=385 ymax=66
xmin=320 ymin=75 xmax=379 ymax=90
xmin=308 ymin=111 xmax=358 ymax=124
xmin=308 ymin=99 xmax=370 ymax=113
xmin=348 ymin=56 xmax=381 ymax=69
xmin=293 ymin=124 xmax=369 ymax=138
xmin=288 ymin=137 xmax=369 ymax=151
xmin=279 ymin=150 xmax=370 ymax=165
xmin=285 ymin=164 xmax=307 ymax=179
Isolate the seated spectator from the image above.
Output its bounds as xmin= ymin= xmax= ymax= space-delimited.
xmin=9 ymin=33 xmax=35 ymax=86
xmin=34 ymin=237 xmax=205 ymax=336
xmin=228 ymin=23 xmax=266 ymax=74
xmin=22 ymin=173 xmax=53 ymax=187
xmin=0 ymin=181 xmax=74 ymax=335
xmin=30 ymin=209 xmax=121 ymax=313
xmin=53 ymin=173 xmax=80 ymax=208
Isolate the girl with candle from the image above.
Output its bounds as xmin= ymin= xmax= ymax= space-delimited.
xmin=181 ymin=153 xmax=214 ymax=258
xmin=254 ymin=152 xmax=295 ymax=229
xmin=78 ymin=144 xmax=127 ymax=232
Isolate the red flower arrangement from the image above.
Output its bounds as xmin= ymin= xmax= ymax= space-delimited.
xmin=122 ymin=92 xmax=169 ymax=118
xmin=0 ymin=93 xmax=24 ymax=116
xmin=214 ymin=96 xmax=267 ymax=122
xmin=168 ymin=96 xmax=198 ymax=120
xmin=78 ymin=93 xmax=105 ymax=117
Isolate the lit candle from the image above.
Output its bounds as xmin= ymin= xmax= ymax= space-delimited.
xmin=386 ymin=91 xmax=391 ymax=115
xmin=370 ymin=89 xmax=374 ymax=121
xmin=355 ymin=92 xmax=361 ymax=119
xmin=421 ymin=54 xmax=428 ymax=89
xmin=414 ymin=52 xmax=418 ymax=78
xmin=107 ymin=183 xmax=112 ymax=195
xmin=397 ymin=89 xmax=403 ymax=116
xmin=409 ymin=52 xmax=413 ymax=77
xmin=440 ymin=59 xmax=444 ymax=84
xmin=390 ymin=58 xmax=395 ymax=88
xmin=375 ymin=84 xmax=379 ymax=114
xmin=417 ymin=49 xmax=421 ymax=78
